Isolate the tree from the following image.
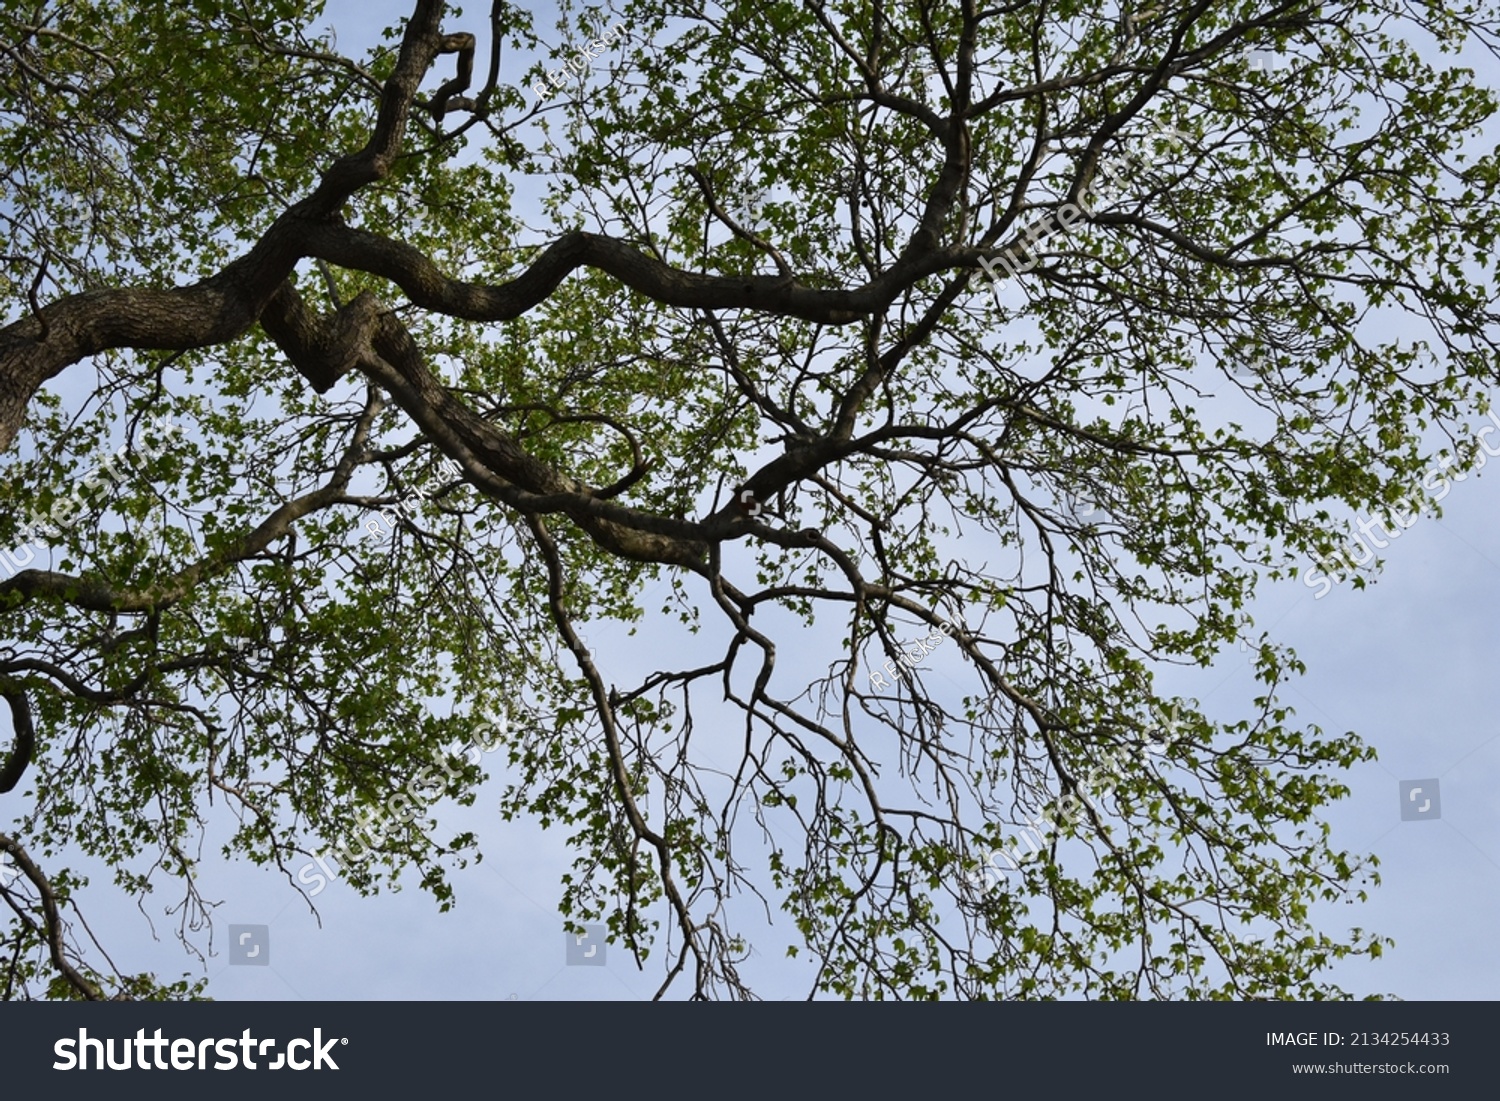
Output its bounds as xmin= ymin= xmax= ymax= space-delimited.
xmin=0 ymin=0 xmax=1495 ymax=1000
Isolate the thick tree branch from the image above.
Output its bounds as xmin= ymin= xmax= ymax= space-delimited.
xmin=0 ymin=684 xmax=35 ymax=795
xmin=295 ymin=220 xmax=908 ymax=324
xmin=0 ymin=832 xmax=105 ymax=1000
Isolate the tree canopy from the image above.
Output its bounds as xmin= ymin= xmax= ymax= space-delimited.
xmin=1 ymin=0 xmax=1498 ymax=1000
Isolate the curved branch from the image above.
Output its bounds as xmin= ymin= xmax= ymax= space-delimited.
xmin=0 ymin=832 xmax=105 ymax=1000
xmin=426 ymin=32 xmax=476 ymax=118
xmin=295 ymin=220 xmax=926 ymax=325
xmin=0 ymin=684 xmax=35 ymax=795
